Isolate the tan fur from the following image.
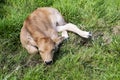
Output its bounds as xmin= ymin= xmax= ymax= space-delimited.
xmin=20 ymin=7 xmax=91 ymax=64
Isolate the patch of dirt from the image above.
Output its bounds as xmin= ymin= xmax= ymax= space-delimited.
xmin=112 ymin=26 xmax=120 ymax=35
xmin=102 ymin=33 xmax=112 ymax=45
xmin=92 ymin=31 xmax=112 ymax=45
xmin=92 ymin=31 xmax=104 ymax=40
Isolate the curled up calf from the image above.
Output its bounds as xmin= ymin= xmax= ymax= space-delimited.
xmin=20 ymin=7 xmax=92 ymax=65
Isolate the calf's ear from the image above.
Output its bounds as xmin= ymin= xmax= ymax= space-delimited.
xmin=53 ymin=37 xmax=65 ymax=46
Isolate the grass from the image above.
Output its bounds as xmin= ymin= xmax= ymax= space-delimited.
xmin=0 ymin=0 xmax=120 ymax=80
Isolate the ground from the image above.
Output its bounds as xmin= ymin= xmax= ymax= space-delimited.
xmin=0 ymin=0 xmax=120 ymax=80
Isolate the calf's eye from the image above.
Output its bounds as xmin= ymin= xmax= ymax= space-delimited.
xmin=51 ymin=48 xmax=55 ymax=53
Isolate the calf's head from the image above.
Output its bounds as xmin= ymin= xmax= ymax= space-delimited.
xmin=37 ymin=37 xmax=64 ymax=65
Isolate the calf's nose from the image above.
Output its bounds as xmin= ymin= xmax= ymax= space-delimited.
xmin=45 ymin=60 xmax=53 ymax=65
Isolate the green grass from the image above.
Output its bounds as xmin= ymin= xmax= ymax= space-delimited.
xmin=0 ymin=0 xmax=120 ymax=80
